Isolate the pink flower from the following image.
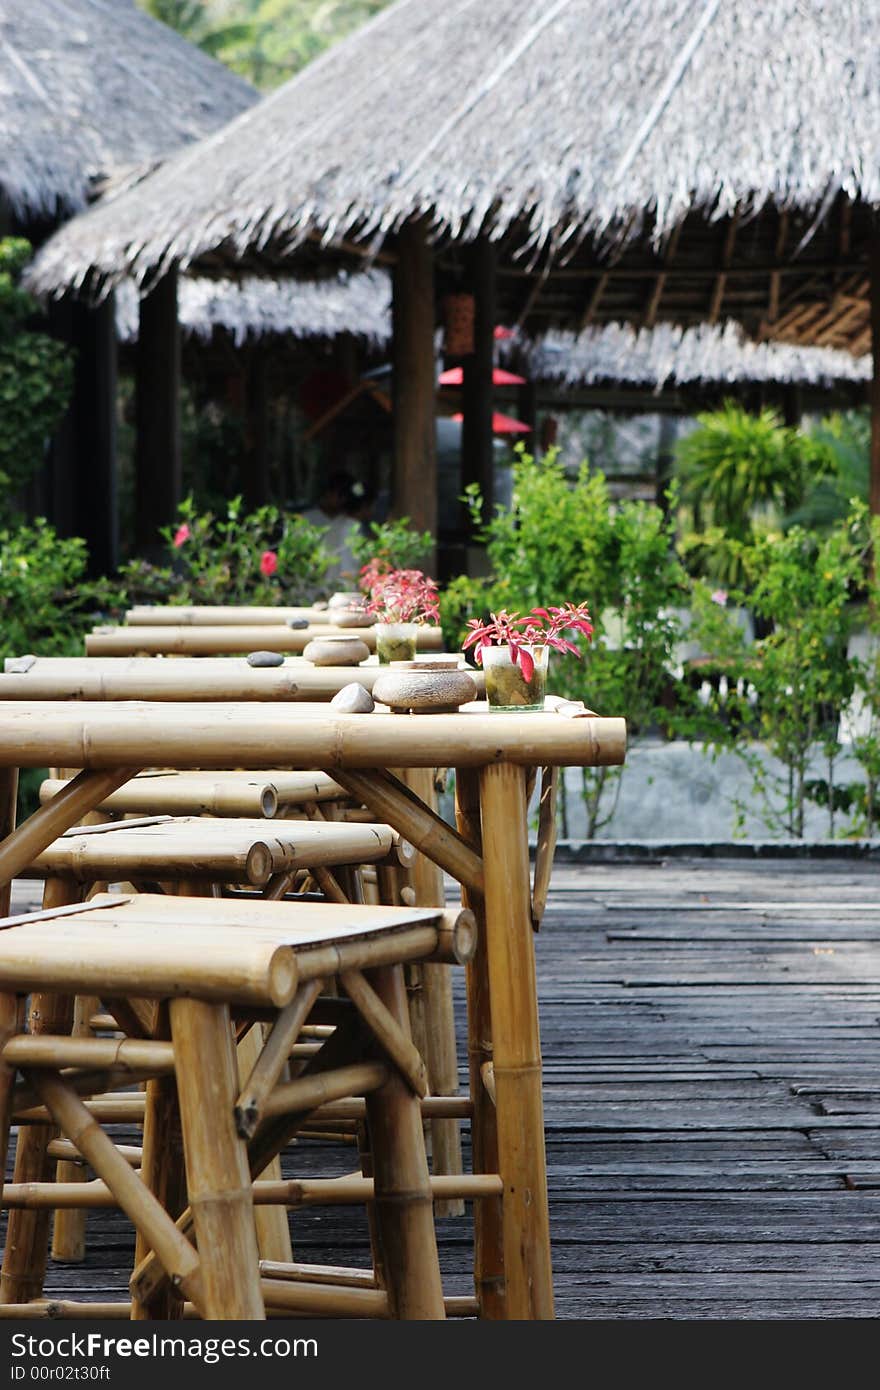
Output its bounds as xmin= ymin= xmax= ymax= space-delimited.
xmin=260 ymin=550 xmax=278 ymax=578
xmin=710 ymin=589 xmax=728 ymax=607
xmin=172 ymin=524 xmax=190 ymax=548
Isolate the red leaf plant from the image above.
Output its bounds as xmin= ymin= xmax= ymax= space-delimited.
xmin=462 ymin=603 xmax=594 ymax=681
xmin=172 ymin=523 xmax=191 ymax=548
xmin=362 ymin=566 xmax=440 ymax=626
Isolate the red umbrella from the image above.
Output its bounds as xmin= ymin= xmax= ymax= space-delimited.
xmin=451 ymin=411 xmax=531 ymax=435
xmin=438 ymin=365 xmax=526 ymax=386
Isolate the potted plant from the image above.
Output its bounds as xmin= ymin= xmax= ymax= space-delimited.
xmin=463 ymin=603 xmax=594 ymax=711
xmin=361 ymin=565 xmax=441 ymax=663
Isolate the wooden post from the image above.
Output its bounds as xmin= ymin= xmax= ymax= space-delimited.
xmin=45 ymin=297 xmax=118 ymax=575
xmin=478 ymin=762 xmax=554 ymax=1319
xmin=243 ymin=345 xmax=271 ymax=508
xmin=871 ymin=232 xmax=880 ymax=518
xmin=461 ymin=238 xmax=497 ymax=530
xmin=135 ymin=271 xmax=181 ymax=554
xmin=170 ymin=998 xmax=265 ymax=1319
xmin=392 ymin=221 xmax=437 ymax=561
xmin=402 ymin=768 xmax=464 ymax=1216
xmin=454 ymin=767 xmax=505 ymax=1318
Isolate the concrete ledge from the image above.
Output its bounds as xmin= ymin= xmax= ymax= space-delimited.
xmin=550 ymin=838 xmax=880 ymax=863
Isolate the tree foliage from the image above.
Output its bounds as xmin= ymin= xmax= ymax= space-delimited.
xmin=140 ymin=0 xmax=390 ymax=88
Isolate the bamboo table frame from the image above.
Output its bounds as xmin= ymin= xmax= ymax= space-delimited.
xmin=0 ymin=701 xmax=626 ymax=1320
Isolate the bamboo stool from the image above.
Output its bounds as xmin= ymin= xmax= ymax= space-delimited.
xmin=39 ymin=772 xmax=350 ymax=820
xmin=0 ymin=893 xmax=479 ymax=1320
xmin=2 ymin=815 xmax=416 ymax=1292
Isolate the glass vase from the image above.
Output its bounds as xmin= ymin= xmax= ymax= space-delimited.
xmin=482 ymin=644 xmax=549 ymax=712
xmin=375 ymin=621 xmax=419 ymax=664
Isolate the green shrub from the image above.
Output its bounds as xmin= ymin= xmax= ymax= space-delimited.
xmin=347 ymin=516 xmax=433 ymax=576
xmin=0 ymin=522 xmax=119 ymax=662
xmin=0 ymin=239 xmax=73 ymax=518
xmin=442 ymin=446 xmax=689 ymax=835
xmin=119 ymin=495 xmax=334 ymax=605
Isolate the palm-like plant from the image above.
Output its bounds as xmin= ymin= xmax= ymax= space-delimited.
xmin=674 ymin=402 xmax=820 ymax=540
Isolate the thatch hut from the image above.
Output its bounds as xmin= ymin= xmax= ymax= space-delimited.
xmin=26 ymin=0 xmax=880 ymax=549
xmin=1 ymin=0 xmax=255 ymax=568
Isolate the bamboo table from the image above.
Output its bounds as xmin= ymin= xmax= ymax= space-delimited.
xmin=0 ymin=701 xmax=626 ymax=1319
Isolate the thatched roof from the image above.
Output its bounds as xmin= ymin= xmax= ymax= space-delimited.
xmin=25 ymin=0 xmax=880 ymax=351
xmin=115 ymin=269 xmax=392 ymax=348
xmin=0 ymin=0 xmax=254 ymax=222
xmin=527 ymin=323 xmax=872 ymax=393
xmin=115 ymin=264 xmax=867 ymax=392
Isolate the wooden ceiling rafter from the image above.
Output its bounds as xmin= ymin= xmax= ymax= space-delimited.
xmin=708 ymin=209 xmax=740 ymax=324
xmin=643 ymin=222 xmax=683 ymax=329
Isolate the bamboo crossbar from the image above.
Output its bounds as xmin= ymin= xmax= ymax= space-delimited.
xmin=0 ymin=1295 xmax=480 ymax=1320
xmin=14 ymin=1093 xmax=146 ymax=1124
xmin=234 ymin=980 xmax=324 ymax=1138
xmin=0 ymin=701 xmax=627 ymax=770
xmin=259 ymin=1277 xmax=389 ymax=1318
xmin=259 ymin=1061 xmax=389 ymax=1122
xmin=339 ymin=971 xmax=428 ymax=1096
xmin=3 ymin=1036 xmax=175 ymax=1073
xmin=47 ymin=1138 xmax=141 ymax=1165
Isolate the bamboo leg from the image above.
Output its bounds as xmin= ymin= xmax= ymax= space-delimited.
xmin=363 ymin=965 xmax=444 ymax=1320
xmin=0 ymin=993 xmax=22 ymax=1229
xmin=0 ymin=769 xmax=18 ymax=917
xmin=169 ymin=998 xmax=264 ymax=1319
xmin=24 ymin=1073 xmax=203 ymax=1304
xmin=455 ymin=768 xmax=504 ymax=1317
xmin=130 ymin=1004 xmax=186 ymax=1321
xmin=49 ymin=994 xmax=99 ymax=1266
xmin=402 ymin=768 xmax=463 ymax=1216
xmin=236 ymin=1026 xmax=292 ymax=1265
xmin=1 ymin=878 xmax=79 ymax=1300
xmin=478 ymin=762 xmax=554 ymax=1320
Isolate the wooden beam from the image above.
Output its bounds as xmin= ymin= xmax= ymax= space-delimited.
xmin=135 ymin=271 xmax=181 ymax=554
xmin=644 ymin=224 xmax=682 ymax=329
xmin=708 ymin=211 xmax=740 ymax=324
xmin=391 ymin=221 xmax=437 ymax=557
xmin=461 ymin=238 xmax=497 ymax=527
xmin=579 ymin=272 xmax=608 ymax=330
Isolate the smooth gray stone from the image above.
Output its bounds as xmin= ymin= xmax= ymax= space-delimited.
xmin=3 ymin=655 xmax=37 ymax=673
xmin=286 ymin=617 xmax=310 ymax=629
xmin=330 ymin=683 xmax=375 ymax=714
xmin=246 ymin=650 xmax=285 ymax=667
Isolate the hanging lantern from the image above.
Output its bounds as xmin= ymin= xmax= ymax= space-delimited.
xmin=443 ymin=292 xmax=475 ymax=356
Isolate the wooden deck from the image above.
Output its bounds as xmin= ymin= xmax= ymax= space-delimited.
xmin=6 ymin=857 xmax=880 ymax=1319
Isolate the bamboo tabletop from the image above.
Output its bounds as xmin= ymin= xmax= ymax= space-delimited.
xmin=0 ymin=656 xmax=461 ymax=702
xmin=0 ymin=700 xmax=626 ymax=770
xmin=126 ymin=605 xmax=334 ymax=625
xmin=85 ymin=625 xmax=445 ymax=656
